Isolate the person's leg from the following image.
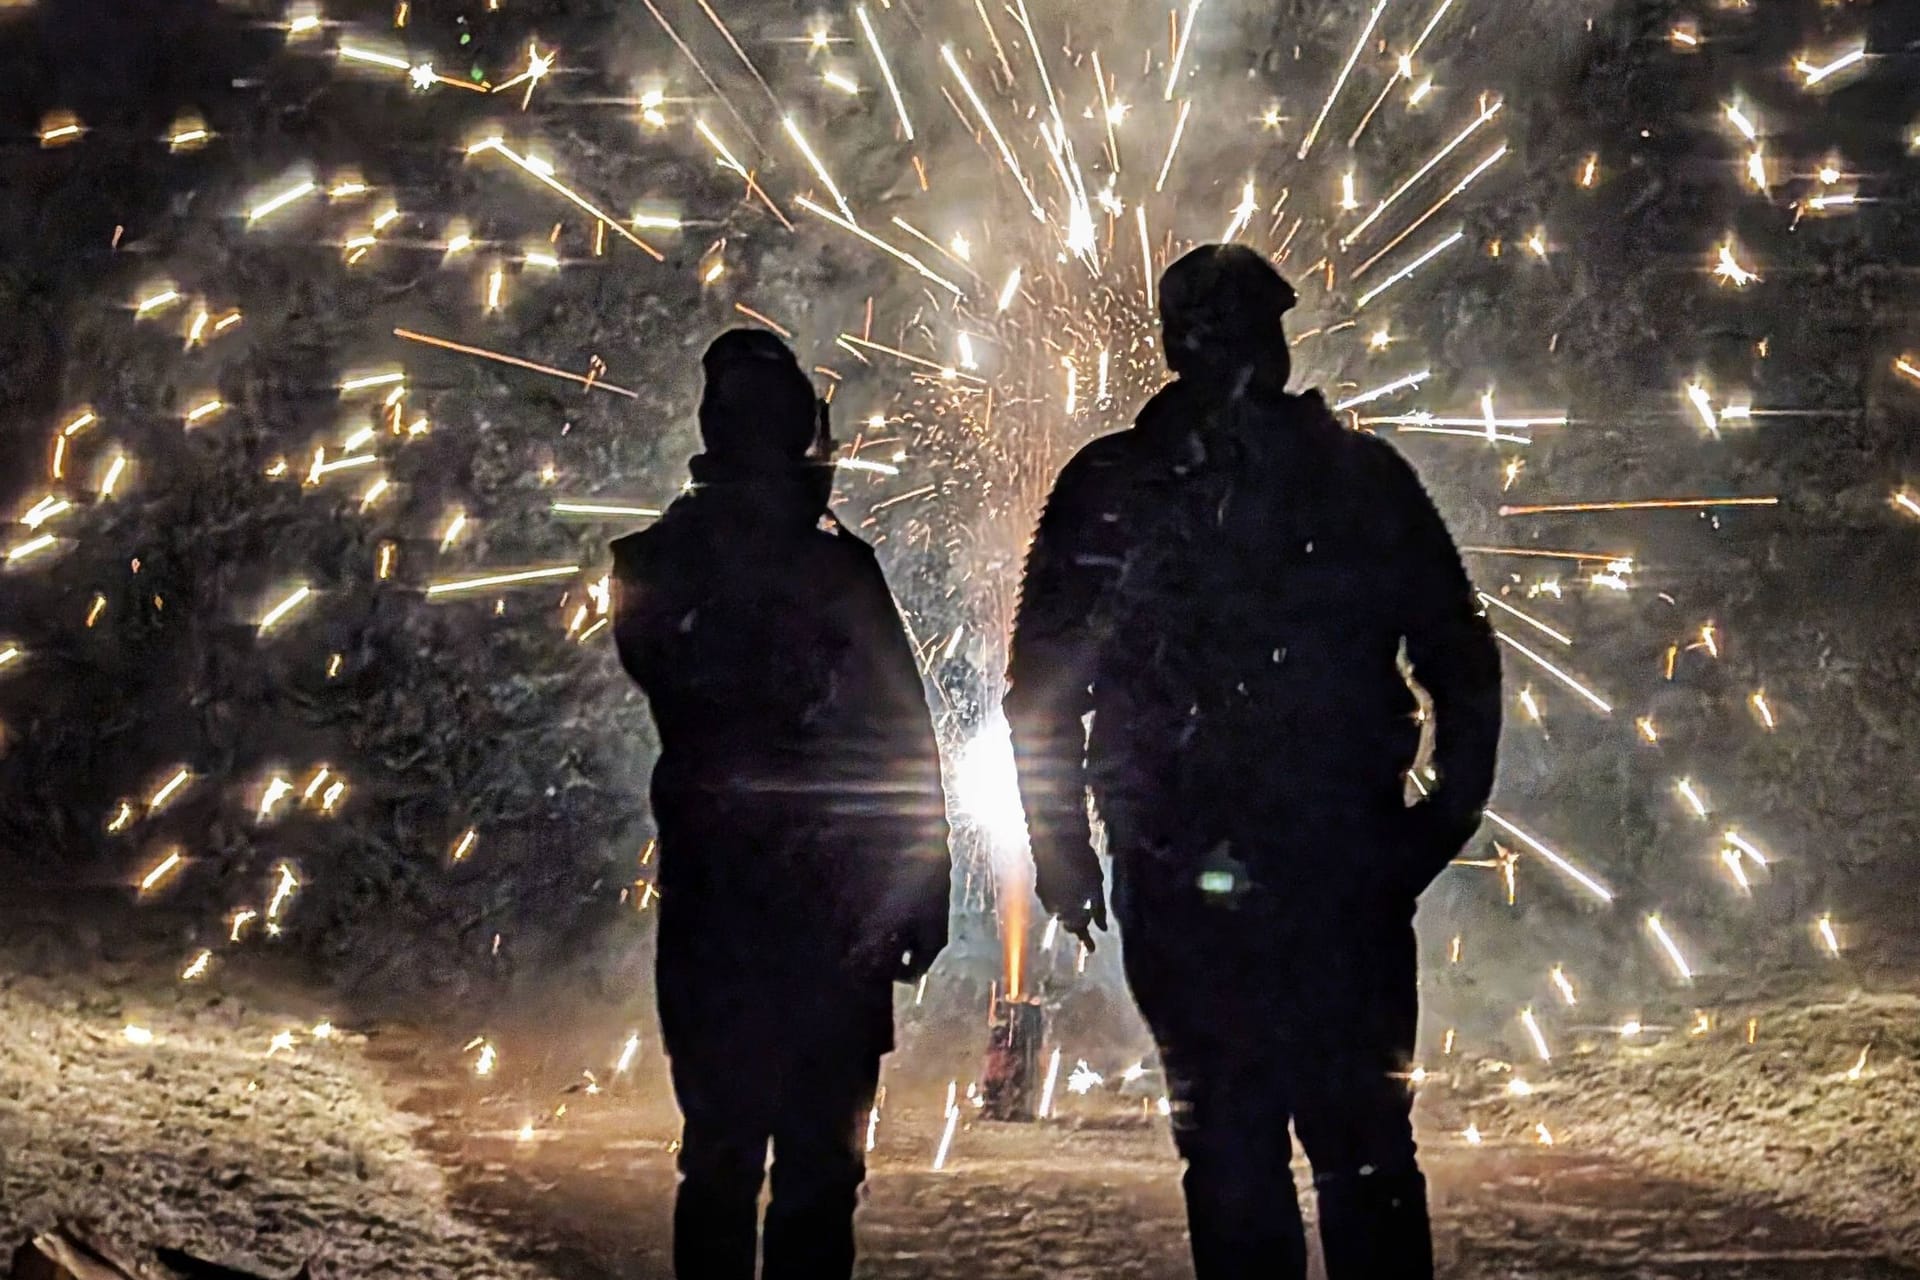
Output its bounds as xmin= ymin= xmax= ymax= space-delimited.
xmin=762 ymin=1017 xmax=884 ymax=1280
xmin=660 ymin=919 xmax=781 ymax=1280
xmin=1121 ymin=890 xmax=1305 ymax=1280
xmin=1288 ymin=915 xmax=1432 ymax=1280
xmin=1162 ymin=1032 xmax=1308 ymax=1280
xmin=667 ymin=1042 xmax=772 ymax=1280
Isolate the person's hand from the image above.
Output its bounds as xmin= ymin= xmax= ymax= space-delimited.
xmin=1035 ymin=844 xmax=1108 ymax=951
xmin=1052 ymin=895 xmax=1110 ymax=952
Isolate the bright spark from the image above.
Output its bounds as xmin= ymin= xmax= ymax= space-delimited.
xmin=1485 ymin=811 xmax=1614 ymax=902
xmin=7 ymin=533 xmax=58 ymax=563
xmin=940 ymin=45 xmax=1044 ymax=222
xmin=932 ymin=1101 xmax=960 ymax=1171
xmin=139 ymin=850 xmax=184 ymax=893
xmin=856 ymin=6 xmax=913 ymax=140
xmin=1342 ymin=98 xmax=1502 ymax=249
xmin=1333 ymin=370 xmax=1432 ymax=412
xmin=1713 ymin=238 xmax=1761 ymax=287
xmin=1164 ymin=0 xmax=1203 ymax=100
xmin=425 ymin=565 xmax=580 ymax=597
xmin=266 ymin=863 xmax=299 ymax=920
xmin=1155 ymin=99 xmax=1194 ymax=193
xmin=614 ymin=1032 xmax=642 ymax=1074
xmin=149 ymin=766 xmax=192 ymax=811
xmin=1549 ymin=966 xmax=1577 ymax=1006
xmin=1646 ymin=914 xmax=1695 ymax=982
xmin=552 ymin=501 xmax=662 ymax=518
xmin=1477 ymin=593 xmax=1572 ymax=646
xmin=1037 ymin=1048 xmax=1063 ymax=1119
xmin=1724 ymin=830 xmax=1769 ymax=868
xmin=1494 ymin=631 xmax=1611 ymax=714
xmin=1355 ymin=231 xmax=1465 ymax=309
xmin=259 ymin=585 xmax=314 ymax=633
xmin=135 ymin=288 xmax=182 ymax=316
xmin=795 ymin=196 xmax=964 ymax=297
xmin=1518 ymin=1008 xmax=1551 ymax=1061
xmin=467 ymin=139 xmax=663 ymax=260
xmin=1686 ymin=383 xmax=1722 ymax=437
xmin=1676 ymin=777 xmax=1710 ymax=818
xmin=1795 ymin=45 xmax=1866 ymax=88
xmin=1298 ymin=0 xmax=1392 ymax=160
xmin=247 ymin=179 xmax=317 ymax=223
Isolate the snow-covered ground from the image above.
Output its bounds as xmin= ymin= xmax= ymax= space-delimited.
xmin=3 ymin=964 xmax=1917 ymax=1279
xmin=1479 ymin=986 xmax=1920 ymax=1267
xmin=0 ymin=970 xmax=541 ymax=1279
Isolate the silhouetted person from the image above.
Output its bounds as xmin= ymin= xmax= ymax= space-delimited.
xmin=1006 ymin=245 xmax=1502 ymax=1280
xmin=611 ymin=329 xmax=952 ymax=1280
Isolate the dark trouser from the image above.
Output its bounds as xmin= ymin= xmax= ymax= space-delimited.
xmin=667 ymin=1028 xmax=881 ymax=1280
xmin=1115 ymin=846 xmax=1432 ymax=1280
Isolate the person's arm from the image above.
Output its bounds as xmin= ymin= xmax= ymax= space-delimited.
xmin=1004 ymin=447 xmax=1118 ymax=943
xmin=843 ymin=542 xmax=954 ymax=980
xmin=1387 ymin=451 xmax=1503 ymax=871
xmin=608 ymin=535 xmax=663 ymax=689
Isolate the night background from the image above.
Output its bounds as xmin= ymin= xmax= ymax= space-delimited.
xmin=1 ymin=0 xmax=1919 ymax=1275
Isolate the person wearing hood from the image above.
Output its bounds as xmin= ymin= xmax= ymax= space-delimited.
xmin=610 ymin=328 xmax=951 ymax=1280
xmin=1005 ymin=245 xmax=1502 ymax=1279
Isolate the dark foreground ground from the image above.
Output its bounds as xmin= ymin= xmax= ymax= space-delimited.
xmin=4 ymin=958 xmax=1917 ymax=1280
xmin=371 ymin=1030 xmax=1920 ymax=1280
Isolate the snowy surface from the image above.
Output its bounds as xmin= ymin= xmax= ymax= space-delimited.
xmin=1483 ymin=986 xmax=1920 ymax=1267
xmin=0 ymin=971 xmax=544 ymax=1279
xmin=5 ymin=964 xmax=1918 ymax=1279
xmin=370 ymin=1005 xmax=1920 ymax=1280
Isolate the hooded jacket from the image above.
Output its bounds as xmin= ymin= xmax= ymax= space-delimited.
xmin=610 ymin=456 xmax=951 ymax=1003
xmin=1005 ymin=379 xmax=1501 ymax=906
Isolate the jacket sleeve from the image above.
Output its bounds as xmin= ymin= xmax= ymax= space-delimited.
xmin=1384 ymin=450 xmax=1503 ymax=822
xmin=843 ymin=542 xmax=954 ymax=930
xmin=1003 ymin=446 xmax=1116 ymax=914
xmin=609 ymin=535 xmax=663 ymax=690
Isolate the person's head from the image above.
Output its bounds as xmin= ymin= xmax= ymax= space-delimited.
xmin=698 ymin=328 xmax=828 ymax=467
xmin=1158 ymin=244 xmax=1298 ymax=392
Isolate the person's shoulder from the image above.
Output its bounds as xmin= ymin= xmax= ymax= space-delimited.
xmin=1060 ymin=426 xmax=1145 ymax=474
xmin=608 ymin=526 xmax=656 ymax=578
xmin=1296 ymin=388 xmax=1414 ymax=470
xmin=609 ymin=500 xmax=695 ymax=579
xmin=815 ymin=512 xmax=878 ymax=557
xmin=1054 ymin=383 xmax=1190 ymax=480
xmin=804 ymin=513 xmax=892 ymax=584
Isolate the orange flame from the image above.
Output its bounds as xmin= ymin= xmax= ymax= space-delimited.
xmin=1001 ymin=864 xmax=1032 ymax=999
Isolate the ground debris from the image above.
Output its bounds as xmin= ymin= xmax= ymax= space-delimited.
xmin=11 ymin=1228 xmax=145 ymax=1280
xmin=0 ymin=977 xmax=552 ymax=1280
xmin=153 ymin=1246 xmax=310 ymax=1280
xmin=8 ymin=1228 xmax=321 ymax=1280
